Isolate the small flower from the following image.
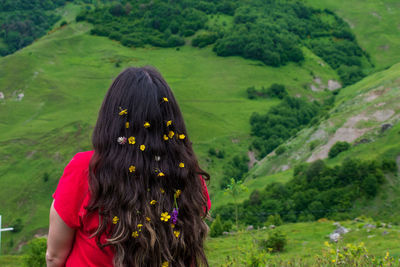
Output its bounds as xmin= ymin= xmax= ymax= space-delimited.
xmin=178 ymin=134 xmax=186 ymax=140
xmin=128 ymin=136 xmax=135 ymax=144
xmin=155 ymin=155 xmax=161 ymax=161
xmin=168 ymin=131 xmax=174 ymax=138
xmin=140 ymin=145 xmax=145 ymax=151
xmin=150 ymin=200 xmax=157 ymax=205
xmin=163 ymin=97 xmax=168 ymax=102
xmin=119 ymin=109 xmax=127 ymax=116
xmin=175 ymin=190 xmax=181 ymax=198
xmin=162 ymin=261 xmax=169 ymax=267
xmin=117 ymin=136 xmax=127 ymax=145
xmin=132 ymin=231 xmax=139 ymax=238
xmin=125 ymin=122 xmax=130 ymax=128
xmin=163 ymin=134 xmax=169 ymax=141
xmin=160 ymin=188 xmax=165 ymax=194
xmin=146 ymin=217 xmax=151 ymax=222
xmin=174 ymin=230 xmax=180 ymax=238
xmin=137 ymin=224 xmax=143 ymax=231
xmin=171 ymin=224 xmax=175 ymax=228
xmin=161 ymin=212 xmax=171 ymax=222
xmin=158 ymin=172 xmax=165 ymax=177
xmin=166 ymin=120 xmax=172 ymax=126
xmin=112 ymin=216 xmax=119 ymax=224
xmin=144 ymin=122 xmax=150 ymax=128
xmin=129 ymin=165 xmax=136 ymax=173
xmin=179 ymin=162 xmax=184 ymax=168
xmin=171 ymin=208 xmax=179 ymax=224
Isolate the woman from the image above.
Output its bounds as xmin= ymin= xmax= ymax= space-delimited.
xmin=46 ymin=67 xmax=211 ymax=267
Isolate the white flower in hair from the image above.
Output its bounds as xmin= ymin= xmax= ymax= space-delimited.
xmin=117 ymin=136 xmax=127 ymax=145
xmin=155 ymin=155 xmax=161 ymax=161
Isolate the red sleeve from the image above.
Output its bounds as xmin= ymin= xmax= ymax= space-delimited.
xmin=52 ymin=152 xmax=91 ymax=228
xmin=200 ymin=175 xmax=211 ymax=211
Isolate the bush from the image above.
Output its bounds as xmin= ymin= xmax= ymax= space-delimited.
xmin=275 ymin=145 xmax=286 ymax=155
xmin=265 ymin=214 xmax=283 ymax=226
xmin=259 ymin=229 xmax=287 ymax=252
xmin=210 ymin=214 xmax=224 ymax=237
xmin=208 ymin=148 xmax=217 ymax=156
xmin=24 ymin=238 xmax=47 ymax=267
xmin=60 ymin=20 xmax=67 ymax=27
xmin=328 ymin=141 xmax=351 ymax=158
xmin=12 ymin=218 xmax=23 ymax=233
xmin=192 ymin=32 xmax=218 ymax=48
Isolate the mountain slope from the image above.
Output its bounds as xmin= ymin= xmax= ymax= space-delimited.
xmin=0 ymin=3 xmax=339 ymax=253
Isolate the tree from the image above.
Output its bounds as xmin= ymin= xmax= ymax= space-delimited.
xmin=328 ymin=141 xmax=351 ymax=158
xmin=225 ymin=178 xmax=248 ymax=229
xmin=210 ymin=214 xmax=224 ymax=237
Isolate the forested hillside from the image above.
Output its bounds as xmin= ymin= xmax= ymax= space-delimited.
xmin=78 ymin=0 xmax=371 ymax=85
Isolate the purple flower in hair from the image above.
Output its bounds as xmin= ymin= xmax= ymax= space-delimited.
xmin=171 ymin=208 xmax=179 ymax=224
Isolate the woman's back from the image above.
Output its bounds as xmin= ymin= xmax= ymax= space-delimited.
xmin=47 ymin=67 xmax=211 ymax=267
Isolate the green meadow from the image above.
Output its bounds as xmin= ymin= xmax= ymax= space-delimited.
xmin=0 ymin=3 xmax=338 ymax=253
xmin=1 ymin=0 xmax=400 ymax=265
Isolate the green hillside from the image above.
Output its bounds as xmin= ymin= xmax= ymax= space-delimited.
xmin=306 ymin=0 xmax=400 ymax=70
xmin=0 ymin=3 xmax=339 ymax=253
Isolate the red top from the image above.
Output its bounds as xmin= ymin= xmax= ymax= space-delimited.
xmin=52 ymin=151 xmax=211 ymax=267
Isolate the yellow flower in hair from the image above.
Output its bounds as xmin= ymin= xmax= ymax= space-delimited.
xmin=178 ymin=134 xmax=186 ymax=140
xmin=175 ymin=189 xmax=181 ymax=198
xmin=129 ymin=165 xmax=136 ymax=173
xmin=119 ymin=109 xmax=127 ymax=116
xmin=150 ymin=200 xmax=157 ymax=205
xmin=158 ymin=172 xmax=165 ymax=177
xmin=160 ymin=188 xmax=165 ymax=194
xmin=162 ymin=261 xmax=169 ymax=267
xmin=146 ymin=217 xmax=151 ymax=222
xmin=168 ymin=131 xmax=174 ymax=138
xmin=112 ymin=216 xmax=119 ymax=224
xmin=125 ymin=122 xmax=129 ymax=128
xmin=140 ymin=145 xmax=146 ymax=151
xmin=166 ymin=120 xmax=172 ymax=126
xmin=174 ymin=230 xmax=180 ymax=238
xmin=128 ymin=136 xmax=135 ymax=144
xmin=137 ymin=224 xmax=143 ymax=231
xmin=179 ymin=162 xmax=184 ymax=168
xmin=161 ymin=212 xmax=171 ymax=222
xmin=163 ymin=134 xmax=169 ymax=141
xmin=171 ymin=224 xmax=175 ymax=228
xmin=144 ymin=122 xmax=150 ymax=128
xmin=163 ymin=97 xmax=168 ymax=102
xmin=132 ymin=231 xmax=139 ymax=238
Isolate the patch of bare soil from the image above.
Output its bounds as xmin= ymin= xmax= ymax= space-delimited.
xmin=307 ymin=114 xmax=370 ymax=162
xmin=248 ymin=151 xmax=258 ymax=169
xmin=372 ymin=109 xmax=395 ymax=122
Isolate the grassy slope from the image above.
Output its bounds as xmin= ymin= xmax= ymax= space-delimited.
xmin=0 ymin=3 xmax=338 ymax=253
xmin=206 ymin=220 xmax=400 ymax=266
xmin=306 ymin=0 xmax=400 ymax=71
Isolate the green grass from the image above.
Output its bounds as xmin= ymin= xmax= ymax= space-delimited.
xmin=0 ymin=4 xmax=339 ymax=253
xmin=206 ymin=220 xmax=400 ymax=266
xmin=306 ymin=0 xmax=400 ymax=71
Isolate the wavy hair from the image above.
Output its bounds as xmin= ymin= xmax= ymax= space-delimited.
xmin=86 ymin=67 xmax=210 ymax=267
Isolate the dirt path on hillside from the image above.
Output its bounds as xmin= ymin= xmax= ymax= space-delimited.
xmin=248 ymin=151 xmax=258 ymax=169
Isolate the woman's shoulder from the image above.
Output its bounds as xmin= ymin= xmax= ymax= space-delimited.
xmin=68 ymin=150 xmax=94 ymax=169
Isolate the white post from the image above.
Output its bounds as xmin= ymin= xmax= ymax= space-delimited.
xmin=0 ymin=215 xmax=14 ymax=256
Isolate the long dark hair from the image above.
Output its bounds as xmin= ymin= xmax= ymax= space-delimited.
xmin=86 ymin=67 xmax=210 ymax=267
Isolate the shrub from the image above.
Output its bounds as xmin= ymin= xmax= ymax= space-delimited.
xmin=275 ymin=145 xmax=286 ymax=155
xmin=24 ymin=238 xmax=47 ymax=267
xmin=60 ymin=20 xmax=67 ymax=27
xmin=208 ymin=148 xmax=217 ymax=156
xmin=259 ymin=229 xmax=287 ymax=252
xmin=210 ymin=214 xmax=224 ymax=237
xmin=192 ymin=32 xmax=218 ymax=48
xmin=265 ymin=214 xmax=283 ymax=226
xmin=328 ymin=141 xmax=351 ymax=158
xmin=12 ymin=218 xmax=23 ymax=233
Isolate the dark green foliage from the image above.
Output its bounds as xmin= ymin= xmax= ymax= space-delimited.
xmin=247 ymin=84 xmax=288 ymax=100
xmin=78 ymin=0 xmax=369 ymax=85
xmin=60 ymin=20 xmax=68 ymax=27
xmin=381 ymin=158 xmax=397 ymax=172
xmin=220 ymin=154 xmax=249 ymax=189
xmin=214 ymin=158 xmax=393 ymax=226
xmin=43 ymin=172 xmax=49 ymax=182
xmin=24 ymin=238 xmax=47 ymax=267
xmin=192 ymin=32 xmax=218 ymax=48
xmin=265 ymin=214 xmax=283 ymax=226
xmin=0 ymin=0 xmax=67 ymax=56
xmin=250 ymin=96 xmax=320 ymax=157
xmin=210 ymin=214 xmax=224 ymax=237
xmin=11 ymin=218 xmax=23 ymax=233
xmin=328 ymin=141 xmax=351 ymax=158
xmin=208 ymin=147 xmax=217 ymax=157
xmin=275 ymin=145 xmax=286 ymax=155
xmin=259 ymin=229 xmax=287 ymax=252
